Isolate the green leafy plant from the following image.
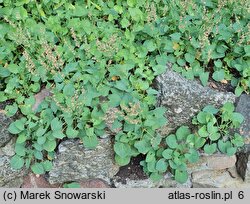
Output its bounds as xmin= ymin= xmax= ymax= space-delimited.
xmin=0 ymin=0 xmax=247 ymax=183
xmin=140 ymin=126 xmax=201 ymax=183
xmin=137 ymin=103 xmax=244 ymax=184
xmin=192 ymin=102 xmax=245 ymax=156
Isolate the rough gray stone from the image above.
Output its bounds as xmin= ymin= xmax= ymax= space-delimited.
xmin=246 ymin=160 xmax=250 ymax=183
xmin=192 ymin=169 xmax=250 ymax=188
xmin=155 ymin=68 xmax=236 ymax=135
xmin=0 ymin=139 xmax=27 ymax=187
xmin=207 ymin=154 xmax=236 ymax=170
xmin=48 ymin=138 xmax=119 ymax=184
xmin=235 ymin=94 xmax=250 ymax=181
xmin=32 ymin=88 xmax=51 ymax=111
xmin=113 ymin=173 xmax=192 ymax=188
xmin=187 ymin=153 xmax=236 ymax=172
xmin=235 ymin=94 xmax=250 ymax=150
xmin=0 ymin=112 xmax=13 ymax=147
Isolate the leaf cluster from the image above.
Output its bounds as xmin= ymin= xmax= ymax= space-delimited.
xmin=0 ymin=0 xmax=247 ymax=182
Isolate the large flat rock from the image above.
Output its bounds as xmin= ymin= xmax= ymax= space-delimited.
xmin=48 ymin=138 xmax=119 ymax=184
xmin=187 ymin=153 xmax=236 ymax=171
xmin=192 ymin=168 xmax=250 ymax=188
xmin=112 ymin=173 xmax=192 ymax=188
xmin=154 ymin=68 xmax=236 ymax=135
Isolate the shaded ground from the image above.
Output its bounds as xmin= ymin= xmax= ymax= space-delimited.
xmin=113 ymin=155 xmax=148 ymax=185
xmin=208 ymin=80 xmax=235 ymax=93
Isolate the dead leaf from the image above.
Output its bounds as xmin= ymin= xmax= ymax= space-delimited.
xmin=172 ymin=42 xmax=180 ymax=50
xmin=220 ymin=79 xmax=228 ymax=84
xmin=0 ymin=109 xmax=6 ymax=114
xmin=111 ymin=76 xmax=120 ymax=81
xmin=209 ymin=82 xmax=218 ymax=89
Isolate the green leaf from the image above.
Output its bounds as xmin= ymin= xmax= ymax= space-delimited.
xmin=196 ymin=111 xmax=208 ymax=124
xmin=203 ymin=105 xmax=219 ymax=114
xmin=185 ymin=149 xmax=199 ymax=163
xmin=166 ymin=134 xmax=178 ymax=148
xmin=34 ymin=150 xmax=43 ymax=160
xmin=235 ymin=85 xmax=244 ymax=97
xmin=134 ymin=140 xmax=151 ymax=154
xmin=176 ymin=126 xmax=190 ymax=140
xmin=175 ymin=169 xmax=188 ymax=184
xmin=82 ymin=135 xmax=98 ymax=149
xmin=0 ymin=92 xmax=7 ymax=102
xmin=150 ymin=172 xmax=163 ymax=182
xmin=14 ymin=119 xmax=25 ymax=131
xmin=115 ymin=154 xmax=131 ymax=166
xmin=212 ymin=70 xmax=225 ymax=82
xmin=0 ymin=67 xmax=11 ymax=78
xmin=63 ymin=83 xmax=75 ymax=97
xmin=36 ymin=127 xmax=47 ymax=137
xmin=108 ymin=93 xmax=121 ymax=107
xmin=8 ymin=64 xmax=20 ymax=74
xmin=66 ymin=127 xmax=79 ymax=138
xmin=231 ymin=133 xmax=244 ymax=147
xmin=15 ymin=143 xmax=26 ymax=156
xmin=42 ymin=160 xmax=53 ymax=171
xmin=5 ymin=103 xmax=18 ymax=117
xmin=121 ymin=18 xmax=130 ymax=28
xmin=8 ymin=122 xmax=22 ymax=134
xmin=222 ymin=102 xmax=234 ymax=113
xmin=143 ymin=40 xmax=157 ymax=52
xmin=177 ymin=58 xmax=186 ymax=66
xmin=64 ymin=62 xmax=78 ymax=74
xmin=184 ymin=53 xmax=195 ymax=64
xmin=156 ymin=55 xmax=168 ymax=65
xmin=13 ymin=6 xmax=28 ymax=20
xmin=16 ymin=133 xmax=27 ymax=143
xmin=156 ymin=159 xmax=168 ymax=172
xmin=63 ymin=182 xmax=81 ymax=188
xmin=151 ymin=134 xmax=162 ymax=149
xmin=198 ymin=126 xmax=209 ymax=137
xmin=146 ymin=150 xmax=155 ymax=162
xmin=85 ymin=127 xmax=95 ymax=137
xmin=31 ymin=163 xmax=45 ymax=175
xmin=170 ymin=33 xmax=181 ymax=42
xmin=52 ymin=130 xmax=65 ymax=139
xmin=232 ymin=112 xmax=244 ymax=127
xmin=51 ymin=117 xmax=62 ymax=131
xmin=226 ymin=147 xmax=237 ymax=156
xmin=114 ymin=5 xmax=123 ymax=14
xmin=214 ymin=60 xmax=222 ymax=68
xmin=10 ymin=155 xmax=24 ymax=170
xmin=204 ymin=143 xmax=217 ymax=155
xmin=128 ymin=8 xmax=143 ymax=21
xmin=43 ymin=139 xmax=57 ymax=152
xmin=147 ymin=160 xmax=157 ymax=172
xmin=186 ymin=134 xmax=206 ymax=149
xmin=218 ymin=140 xmax=229 ymax=153
xmin=114 ymin=142 xmax=131 ymax=158
xmin=37 ymin=136 xmax=46 ymax=145
xmin=162 ymin=149 xmax=173 ymax=159
xmin=199 ymin=72 xmax=209 ymax=86
xmin=152 ymin=64 xmax=166 ymax=75
xmin=244 ymin=45 xmax=250 ymax=56
xmin=127 ymin=0 xmax=137 ymax=7
xmin=209 ymin=132 xmax=221 ymax=141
